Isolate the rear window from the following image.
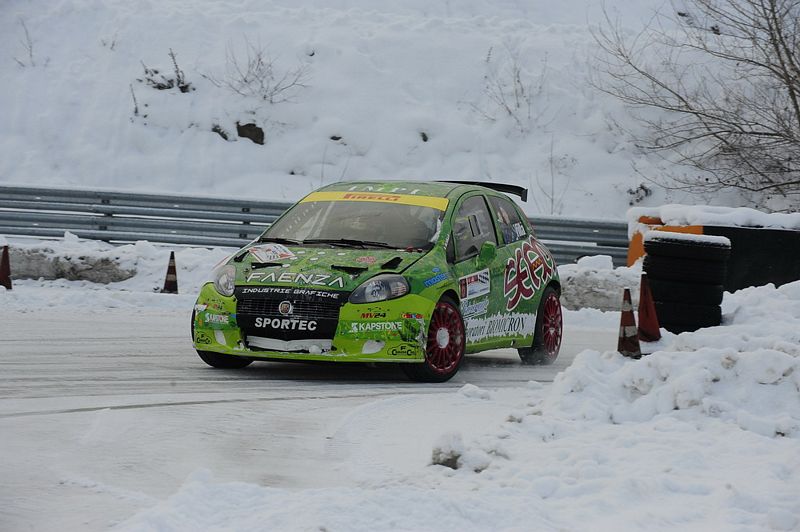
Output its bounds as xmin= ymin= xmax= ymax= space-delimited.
xmin=489 ymin=195 xmax=527 ymax=245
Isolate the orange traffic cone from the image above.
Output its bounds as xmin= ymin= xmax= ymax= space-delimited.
xmin=160 ymin=251 xmax=178 ymax=294
xmin=0 ymin=245 xmax=11 ymax=290
xmin=618 ymin=287 xmax=641 ymax=358
xmin=637 ymin=274 xmax=661 ymax=342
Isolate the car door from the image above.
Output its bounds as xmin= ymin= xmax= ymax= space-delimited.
xmin=486 ymin=194 xmax=553 ymax=344
xmin=449 ymin=193 xmax=522 ymax=350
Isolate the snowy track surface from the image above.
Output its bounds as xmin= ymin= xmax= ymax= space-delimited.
xmin=0 ymin=309 xmax=613 ymax=531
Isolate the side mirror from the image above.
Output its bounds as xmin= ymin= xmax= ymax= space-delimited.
xmin=477 ymin=240 xmax=497 ymax=267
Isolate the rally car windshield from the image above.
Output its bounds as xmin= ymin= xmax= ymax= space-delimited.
xmin=262 ymin=200 xmax=444 ymax=250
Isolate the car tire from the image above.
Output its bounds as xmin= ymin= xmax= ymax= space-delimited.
xmin=648 ymin=278 xmax=724 ymax=305
xmin=402 ymin=296 xmax=465 ymax=382
xmin=643 ymin=255 xmax=727 ymax=285
xmin=195 ymin=349 xmax=253 ymax=369
xmin=644 ymin=238 xmax=731 ymax=261
xmin=654 ymin=301 xmax=722 ymax=328
xmin=191 ymin=310 xmax=252 ymax=369
xmin=518 ymin=285 xmax=562 ymax=365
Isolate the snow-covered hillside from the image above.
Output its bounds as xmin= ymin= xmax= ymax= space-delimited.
xmin=1 ymin=0 xmax=705 ymax=218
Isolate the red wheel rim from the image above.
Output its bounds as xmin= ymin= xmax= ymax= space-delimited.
xmin=541 ymin=292 xmax=562 ymax=361
xmin=425 ymin=302 xmax=465 ymax=375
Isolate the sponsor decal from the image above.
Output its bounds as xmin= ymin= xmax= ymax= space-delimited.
xmin=459 ymin=269 xmax=491 ymax=300
xmin=339 ymin=319 xmax=422 ymax=342
xmin=512 ymin=222 xmax=526 ymax=240
xmin=203 ymin=313 xmax=230 ymax=325
xmin=464 ymin=312 xmax=536 ymax=343
xmin=301 ymin=191 xmax=449 ymax=211
xmin=503 ymin=236 xmax=555 ymax=311
xmin=361 ymin=312 xmax=387 ymax=319
xmin=389 ymin=344 xmax=417 ymax=357
xmin=343 ymin=192 xmax=402 ymax=202
xmin=278 ymin=301 xmax=294 ymax=316
xmin=423 ymin=272 xmax=449 ymax=288
xmin=254 ymin=317 xmax=318 ymax=331
xmin=461 ymin=298 xmax=489 ymax=318
xmin=245 ymin=271 xmax=345 ymax=288
xmin=346 ymin=184 xmax=423 ymax=195
xmin=249 ymin=244 xmax=295 ymax=262
xmin=432 ymin=267 xmax=441 ymax=273
xmin=350 ymin=321 xmax=402 ymax=333
xmin=194 ymin=331 xmax=212 ymax=345
xmin=237 ymin=286 xmax=343 ymax=300
xmin=355 ymin=256 xmax=378 ymax=265
xmin=402 ymin=313 xmax=423 ymax=319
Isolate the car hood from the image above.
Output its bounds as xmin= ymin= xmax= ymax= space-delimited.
xmin=235 ymin=243 xmax=426 ymax=292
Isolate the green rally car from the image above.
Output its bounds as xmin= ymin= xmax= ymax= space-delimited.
xmin=192 ymin=180 xmax=562 ymax=382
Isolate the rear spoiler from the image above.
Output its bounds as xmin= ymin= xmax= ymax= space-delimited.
xmin=438 ymin=180 xmax=528 ymax=202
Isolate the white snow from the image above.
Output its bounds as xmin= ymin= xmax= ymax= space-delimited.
xmin=2 ymin=235 xmax=231 ymax=311
xmin=3 ymin=0 xmax=800 ymax=529
xmin=2 ymin=231 xmax=799 ymax=530
xmin=0 ymin=0 xmax=727 ymax=219
xmin=644 ymin=231 xmax=732 ymax=247
xmin=108 ymin=281 xmax=800 ymax=532
xmin=629 ymin=205 xmax=800 ymax=233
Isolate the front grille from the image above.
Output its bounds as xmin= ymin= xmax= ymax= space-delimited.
xmin=233 ymin=286 xmax=349 ymax=342
xmin=237 ymin=297 xmax=342 ymax=320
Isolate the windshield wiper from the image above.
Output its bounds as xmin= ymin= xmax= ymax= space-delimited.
xmin=302 ymin=238 xmax=398 ymax=249
xmin=256 ymin=236 xmax=304 ymax=245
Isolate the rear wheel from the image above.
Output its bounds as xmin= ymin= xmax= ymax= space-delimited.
xmin=191 ymin=310 xmax=252 ymax=369
xmin=403 ymin=297 xmax=465 ymax=382
xmin=518 ymin=286 xmax=562 ymax=365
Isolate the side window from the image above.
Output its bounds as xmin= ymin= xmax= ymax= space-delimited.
xmin=453 ymin=196 xmax=497 ymax=262
xmin=489 ymin=196 xmax=527 ymax=245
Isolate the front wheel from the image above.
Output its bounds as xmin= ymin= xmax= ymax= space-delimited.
xmin=402 ymin=297 xmax=465 ymax=382
xmin=196 ymin=349 xmax=253 ymax=369
xmin=518 ymin=286 xmax=562 ymax=365
xmin=191 ymin=309 xmax=252 ymax=369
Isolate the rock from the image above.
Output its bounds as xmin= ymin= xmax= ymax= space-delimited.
xmin=9 ymin=248 xmax=136 ymax=284
xmin=236 ymin=122 xmax=264 ymax=145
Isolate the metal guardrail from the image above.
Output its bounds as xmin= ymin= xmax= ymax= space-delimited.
xmin=0 ymin=185 xmax=630 ymax=266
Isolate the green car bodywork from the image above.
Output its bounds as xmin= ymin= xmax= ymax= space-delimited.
xmin=192 ymin=181 xmax=562 ymax=381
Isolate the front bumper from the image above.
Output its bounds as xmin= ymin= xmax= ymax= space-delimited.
xmin=192 ymin=283 xmax=433 ymax=363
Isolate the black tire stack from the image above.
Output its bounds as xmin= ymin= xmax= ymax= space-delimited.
xmin=643 ymin=233 xmax=731 ymax=334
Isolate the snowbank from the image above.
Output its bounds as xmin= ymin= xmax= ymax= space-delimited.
xmin=115 ymin=281 xmax=800 ymax=531
xmin=558 ymin=254 xmax=642 ymax=311
xmin=1 ymin=235 xmax=232 ymax=311
xmin=629 ymin=204 xmax=800 ymax=235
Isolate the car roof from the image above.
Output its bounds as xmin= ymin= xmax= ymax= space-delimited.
xmin=319 ymin=180 xmax=500 ymax=200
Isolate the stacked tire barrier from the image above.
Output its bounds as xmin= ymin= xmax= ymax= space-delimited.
xmin=642 ymin=232 xmax=731 ymax=334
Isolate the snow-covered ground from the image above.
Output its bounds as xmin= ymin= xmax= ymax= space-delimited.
xmin=1 ymin=0 xmax=745 ymax=218
xmin=3 ymin=0 xmax=800 ymax=529
xmin=1 ymin=234 xmax=799 ymax=531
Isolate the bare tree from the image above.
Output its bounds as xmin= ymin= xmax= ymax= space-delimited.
xmin=203 ymin=37 xmax=310 ymax=104
xmin=14 ymin=19 xmax=35 ymax=67
xmin=593 ymin=0 xmax=800 ymax=207
xmin=470 ymin=42 xmax=549 ymax=134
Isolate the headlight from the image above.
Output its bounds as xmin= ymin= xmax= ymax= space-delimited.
xmin=213 ymin=264 xmax=236 ymax=297
xmin=349 ymin=274 xmax=409 ymax=304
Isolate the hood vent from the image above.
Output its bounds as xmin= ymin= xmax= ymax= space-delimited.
xmin=331 ymin=264 xmax=369 ymax=276
xmin=380 ymin=256 xmax=403 ymax=270
xmin=251 ymin=262 xmax=284 ymax=269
